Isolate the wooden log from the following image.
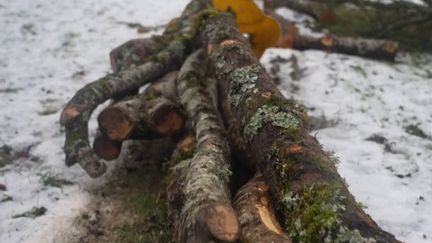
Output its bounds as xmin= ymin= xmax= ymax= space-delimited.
xmin=293 ymin=34 xmax=398 ymax=61
xmin=97 ymin=92 xmax=185 ymax=141
xmin=173 ymin=49 xmax=240 ymax=243
xmin=93 ymin=129 xmax=122 ymax=160
xmin=234 ymin=172 xmax=292 ymax=243
xmin=59 ymin=0 xmax=210 ymax=177
xmin=200 ymin=11 xmax=401 ymax=243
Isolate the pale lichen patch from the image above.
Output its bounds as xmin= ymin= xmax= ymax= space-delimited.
xmin=228 ymin=64 xmax=261 ymax=107
xmin=244 ymin=105 xmax=300 ymax=141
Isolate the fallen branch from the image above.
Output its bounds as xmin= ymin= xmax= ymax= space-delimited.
xmin=173 ymin=49 xmax=240 ymax=243
xmin=202 ymin=11 xmax=400 ymax=242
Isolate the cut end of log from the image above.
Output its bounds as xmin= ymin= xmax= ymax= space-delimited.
xmin=384 ymin=40 xmax=399 ymax=54
xmin=60 ymin=105 xmax=80 ymax=125
xmin=321 ymin=35 xmax=334 ymax=47
xmin=176 ymin=132 xmax=196 ymax=154
xmin=98 ymin=107 xmax=134 ymax=141
xmin=153 ymin=104 xmax=185 ymax=136
xmin=93 ymin=135 xmax=122 ymax=160
xmin=204 ymin=203 xmax=240 ymax=242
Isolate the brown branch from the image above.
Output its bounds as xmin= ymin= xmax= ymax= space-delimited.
xmin=173 ymin=49 xmax=240 ymax=243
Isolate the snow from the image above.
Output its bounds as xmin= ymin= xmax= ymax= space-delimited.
xmin=0 ymin=0 xmax=431 ymax=242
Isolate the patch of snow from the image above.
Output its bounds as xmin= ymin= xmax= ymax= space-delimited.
xmin=0 ymin=0 xmax=189 ymax=242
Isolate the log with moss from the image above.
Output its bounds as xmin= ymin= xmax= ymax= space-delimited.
xmin=170 ymin=49 xmax=240 ymax=243
xmin=60 ymin=0 xmax=404 ymax=242
xmin=201 ymin=11 xmax=401 ymax=243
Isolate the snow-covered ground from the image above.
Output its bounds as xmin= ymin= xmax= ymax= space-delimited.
xmin=0 ymin=0 xmax=431 ymax=242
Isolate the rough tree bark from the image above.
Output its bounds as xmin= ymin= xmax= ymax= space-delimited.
xmin=201 ymin=11 xmax=401 ymax=243
xmin=171 ymin=49 xmax=240 ymax=243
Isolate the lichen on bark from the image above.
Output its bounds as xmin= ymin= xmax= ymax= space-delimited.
xmin=243 ymin=104 xmax=300 ymax=141
xmin=228 ymin=64 xmax=261 ymax=107
xmin=280 ymin=183 xmax=376 ymax=243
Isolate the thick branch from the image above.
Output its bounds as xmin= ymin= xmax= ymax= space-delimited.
xmin=201 ymin=12 xmax=400 ymax=243
xmin=174 ymin=49 xmax=239 ymax=243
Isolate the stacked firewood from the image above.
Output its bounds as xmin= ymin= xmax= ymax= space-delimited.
xmin=60 ymin=0 xmax=402 ymax=242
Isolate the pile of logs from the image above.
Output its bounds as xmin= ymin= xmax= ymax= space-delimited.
xmin=60 ymin=0 xmax=402 ymax=242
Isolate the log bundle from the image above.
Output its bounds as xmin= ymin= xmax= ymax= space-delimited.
xmin=60 ymin=0 xmax=403 ymax=242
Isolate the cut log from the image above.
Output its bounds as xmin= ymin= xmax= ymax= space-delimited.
xmin=234 ymin=172 xmax=292 ymax=243
xmin=97 ymin=93 xmax=185 ymax=141
xmin=93 ymin=129 xmax=122 ymax=160
xmin=201 ymin=11 xmax=401 ymax=243
xmin=59 ymin=0 xmax=209 ymax=177
xmin=173 ymin=49 xmax=240 ymax=243
xmin=293 ymin=34 xmax=398 ymax=61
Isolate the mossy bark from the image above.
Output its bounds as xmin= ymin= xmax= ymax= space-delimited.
xmin=200 ymin=12 xmax=401 ymax=243
xmin=173 ymin=49 xmax=240 ymax=243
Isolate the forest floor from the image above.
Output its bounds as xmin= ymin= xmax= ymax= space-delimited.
xmin=1 ymin=0 xmax=431 ymax=242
